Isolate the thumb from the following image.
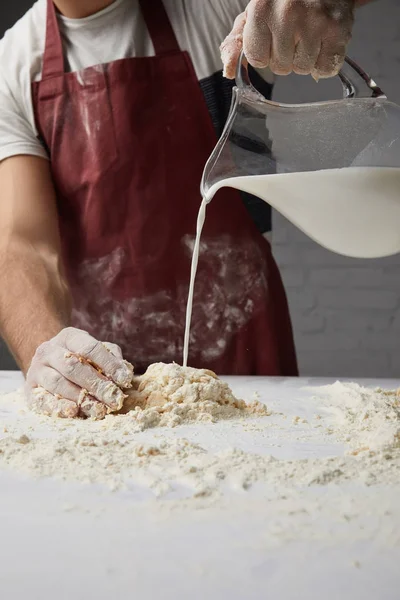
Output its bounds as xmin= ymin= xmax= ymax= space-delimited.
xmin=220 ymin=12 xmax=247 ymax=79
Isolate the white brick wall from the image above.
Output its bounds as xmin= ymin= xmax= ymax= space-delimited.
xmin=272 ymin=0 xmax=400 ymax=377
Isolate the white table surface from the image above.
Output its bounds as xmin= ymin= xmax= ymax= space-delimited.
xmin=0 ymin=371 xmax=399 ymax=600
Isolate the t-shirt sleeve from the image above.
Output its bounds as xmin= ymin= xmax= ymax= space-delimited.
xmin=0 ymin=70 xmax=48 ymax=163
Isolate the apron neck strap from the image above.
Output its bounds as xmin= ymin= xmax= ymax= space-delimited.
xmin=42 ymin=0 xmax=181 ymax=80
xmin=42 ymin=0 xmax=65 ymax=79
xmin=138 ymin=0 xmax=180 ymax=55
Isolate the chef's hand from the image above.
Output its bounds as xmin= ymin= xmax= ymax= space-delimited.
xmin=25 ymin=328 xmax=134 ymax=419
xmin=221 ymin=0 xmax=356 ymax=79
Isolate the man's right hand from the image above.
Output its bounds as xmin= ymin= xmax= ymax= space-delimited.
xmin=26 ymin=327 xmax=134 ymax=420
xmin=221 ymin=0 xmax=357 ymax=80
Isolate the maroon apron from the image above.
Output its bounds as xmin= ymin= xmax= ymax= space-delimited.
xmin=32 ymin=0 xmax=298 ymax=376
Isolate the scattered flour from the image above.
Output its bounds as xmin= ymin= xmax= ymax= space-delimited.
xmin=0 ymin=432 xmax=399 ymax=498
xmin=308 ymin=381 xmax=400 ymax=453
xmin=0 ymin=374 xmax=399 ymax=501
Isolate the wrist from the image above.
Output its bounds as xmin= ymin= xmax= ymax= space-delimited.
xmin=17 ymin=318 xmax=68 ymax=376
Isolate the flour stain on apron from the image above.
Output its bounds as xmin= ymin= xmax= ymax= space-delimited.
xmin=71 ymin=228 xmax=267 ymax=366
xmin=183 ymin=195 xmax=268 ymax=366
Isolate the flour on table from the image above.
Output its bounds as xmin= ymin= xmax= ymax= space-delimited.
xmin=308 ymin=381 xmax=400 ymax=452
xmin=0 ymin=376 xmax=399 ymax=501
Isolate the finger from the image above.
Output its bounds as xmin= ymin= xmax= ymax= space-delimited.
xmin=102 ymin=341 xmax=123 ymax=359
xmin=79 ymin=395 xmax=108 ymax=420
xmin=46 ymin=346 xmax=126 ymax=411
xmin=102 ymin=342 xmax=135 ymax=390
xmin=27 ymin=386 xmax=79 ymax=419
xmin=293 ymin=27 xmax=322 ymax=75
xmin=28 ymin=363 xmax=81 ymax=400
xmin=59 ymin=328 xmax=133 ymax=388
xmin=220 ymin=11 xmax=246 ymax=79
xmin=243 ymin=0 xmax=272 ymax=69
xmin=269 ymin=3 xmax=297 ymax=75
xmin=312 ymin=39 xmax=347 ymax=79
xmin=30 ymin=364 xmax=110 ymax=418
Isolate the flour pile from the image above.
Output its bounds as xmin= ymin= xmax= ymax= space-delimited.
xmin=0 ymin=371 xmax=399 ymax=499
xmin=120 ymin=362 xmax=268 ymax=427
xmin=310 ymin=382 xmax=400 ymax=453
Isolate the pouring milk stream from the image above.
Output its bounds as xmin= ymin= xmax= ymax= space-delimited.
xmin=183 ymin=56 xmax=400 ymax=367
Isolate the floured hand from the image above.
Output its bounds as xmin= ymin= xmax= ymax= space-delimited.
xmin=25 ymin=328 xmax=134 ymax=419
xmin=221 ymin=0 xmax=356 ymax=79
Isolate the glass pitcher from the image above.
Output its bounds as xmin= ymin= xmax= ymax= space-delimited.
xmin=200 ymin=54 xmax=400 ymax=258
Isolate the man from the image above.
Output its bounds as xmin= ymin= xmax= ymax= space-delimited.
xmin=0 ymin=0 xmax=371 ymax=419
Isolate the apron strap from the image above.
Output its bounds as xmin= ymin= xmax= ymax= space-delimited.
xmin=42 ymin=0 xmax=65 ymax=79
xmin=138 ymin=0 xmax=181 ymax=55
xmin=41 ymin=0 xmax=180 ymax=81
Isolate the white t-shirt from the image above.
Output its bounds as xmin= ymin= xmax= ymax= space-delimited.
xmin=0 ymin=0 xmax=273 ymax=163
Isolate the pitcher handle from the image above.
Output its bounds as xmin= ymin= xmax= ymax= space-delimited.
xmin=236 ymin=50 xmax=386 ymax=100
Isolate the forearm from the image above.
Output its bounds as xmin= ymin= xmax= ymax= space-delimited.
xmin=0 ymin=239 xmax=71 ymax=374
